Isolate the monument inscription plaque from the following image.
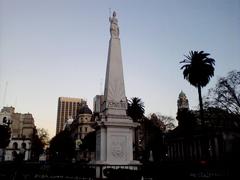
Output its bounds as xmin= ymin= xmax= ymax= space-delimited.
xmin=111 ymin=135 xmax=126 ymax=160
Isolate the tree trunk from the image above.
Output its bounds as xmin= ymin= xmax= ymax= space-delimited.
xmin=134 ymin=127 xmax=138 ymax=160
xmin=198 ymin=85 xmax=204 ymax=126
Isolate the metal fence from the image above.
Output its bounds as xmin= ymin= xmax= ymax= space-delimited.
xmin=0 ymin=160 xmax=235 ymax=179
xmin=0 ymin=161 xmax=142 ymax=180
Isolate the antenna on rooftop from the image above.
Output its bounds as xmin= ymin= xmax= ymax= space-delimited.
xmin=14 ymin=97 xmax=18 ymax=109
xmin=100 ymin=78 xmax=103 ymax=95
xmin=3 ymin=81 xmax=8 ymax=107
xmin=109 ymin=8 xmax=112 ymax=17
xmin=84 ymin=98 xmax=88 ymax=105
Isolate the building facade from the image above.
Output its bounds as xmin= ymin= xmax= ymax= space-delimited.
xmin=67 ymin=104 xmax=95 ymax=161
xmin=93 ymin=95 xmax=104 ymax=114
xmin=165 ymin=91 xmax=240 ymax=167
xmin=70 ymin=104 xmax=94 ymax=140
xmin=177 ymin=91 xmax=189 ymax=110
xmin=0 ymin=106 xmax=35 ymax=161
xmin=0 ymin=107 xmax=35 ymax=139
xmin=56 ymin=97 xmax=86 ymax=134
xmin=4 ymin=138 xmax=32 ymax=161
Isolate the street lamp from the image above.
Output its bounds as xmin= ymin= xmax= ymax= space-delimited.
xmin=3 ymin=116 xmax=12 ymax=127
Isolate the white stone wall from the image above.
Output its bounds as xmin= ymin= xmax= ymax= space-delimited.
xmin=4 ymin=139 xmax=31 ymax=161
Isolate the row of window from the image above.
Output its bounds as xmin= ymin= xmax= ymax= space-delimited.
xmin=12 ymin=142 xmax=27 ymax=149
xmin=79 ymin=127 xmax=88 ymax=132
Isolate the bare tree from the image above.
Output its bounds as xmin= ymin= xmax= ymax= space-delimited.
xmin=206 ymin=70 xmax=240 ymax=116
xmin=148 ymin=113 xmax=176 ymax=132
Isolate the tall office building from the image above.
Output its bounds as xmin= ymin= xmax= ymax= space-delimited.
xmin=56 ymin=97 xmax=86 ymax=134
xmin=93 ymin=95 xmax=104 ymax=114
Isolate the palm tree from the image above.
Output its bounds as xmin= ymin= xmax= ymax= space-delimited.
xmin=127 ymin=97 xmax=145 ymax=160
xmin=127 ymin=97 xmax=145 ymax=122
xmin=180 ymin=51 xmax=215 ymax=126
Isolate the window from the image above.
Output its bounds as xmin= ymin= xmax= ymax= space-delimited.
xmin=3 ymin=117 xmax=7 ymax=123
xmin=13 ymin=142 xmax=18 ymax=149
xmin=21 ymin=142 xmax=26 ymax=149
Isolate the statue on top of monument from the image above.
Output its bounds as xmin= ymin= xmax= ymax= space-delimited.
xmin=109 ymin=11 xmax=119 ymax=38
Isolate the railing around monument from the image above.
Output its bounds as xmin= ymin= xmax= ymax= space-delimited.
xmin=93 ymin=163 xmax=142 ymax=179
xmin=0 ymin=161 xmax=143 ymax=179
xmin=0 ymin=160 xmax=234 ymax=179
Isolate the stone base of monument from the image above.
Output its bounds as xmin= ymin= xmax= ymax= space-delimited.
xmin=95 ymin=120 xmax=139 ymax=164
xmin=93 ymin=120 xmax=141 ymax=178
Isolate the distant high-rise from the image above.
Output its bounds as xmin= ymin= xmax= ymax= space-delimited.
xmin=93 ymin=95 xmax=104 ymax=114
xmin=56 ymin=97 xmax=86 ymax=134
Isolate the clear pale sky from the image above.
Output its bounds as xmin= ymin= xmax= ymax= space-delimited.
xmin=0 ymin=0 xmax=239 ymax=138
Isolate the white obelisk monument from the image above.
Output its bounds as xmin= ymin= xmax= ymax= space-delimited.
xmin=95 ymin=11 xmax=138 ymax=165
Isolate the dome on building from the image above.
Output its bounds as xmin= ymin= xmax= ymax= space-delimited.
xmin=78 ymin=105 xmax=92 ymax=115
xmin=179 ymin=91 xmax=186 ymax=98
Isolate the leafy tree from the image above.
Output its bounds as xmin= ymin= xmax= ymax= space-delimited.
xmin=49 ymin=130 xmax=75 ymax=161
xmin=203 ymin=107 xmax=240 ymax=129
xmin=81 ymin=131 xmax=96 ymax=151
xmin=206 ymin=70 xmax=240 ymax=117
xmin=127 ymin=97 xmax=145 ymax=159
xmin=31 ymin=128 xmax=45 ymax=161
xmin=151 ymin=113 xmax=176 ymax=132
xmin=180 ymin=51 xmax=215 ymax=126
xmin=149 ymin=114 xmax=166 ymax=130
xmin=176 ymin=109 xmax=198 ymax=133
xmin=144 ymin=114 xmax=167 ymax=162
xmin=0 ymin=124 xmax=11 ymax=161
xmin=0 ymin=124 xmax=11 ymax=148
xmin=37 ymin=128 xmax=49 ymax=147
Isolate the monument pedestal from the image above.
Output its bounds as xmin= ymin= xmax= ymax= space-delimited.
xmin=94 ymin=118 xmax=140 ymax=179
xmin=95 ymin=118 xmax=139 ymax=165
